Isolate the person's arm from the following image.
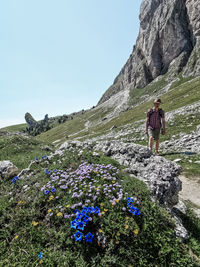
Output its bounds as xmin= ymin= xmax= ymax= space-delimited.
xmin=145 ymin=112 xmax=149 ymax=134
xmin=161 ymin=112 xmax=166 ymax=134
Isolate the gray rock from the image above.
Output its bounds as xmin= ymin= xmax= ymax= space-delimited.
xmin=173 ymin=159 xmax=182 ymax=163
xmin=58 ymin=140 xmax=182 ymax=208
xmin=0 ymin=161 xmax=18 ymax=180
xmin=98 ymin=0 xmax=197 ymax=105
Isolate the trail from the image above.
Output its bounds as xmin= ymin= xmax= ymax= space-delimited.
xmin=178 ymin=175 xmax=200 ymax=218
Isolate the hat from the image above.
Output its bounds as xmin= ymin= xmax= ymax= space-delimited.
xmin=154 ymin=98 xmax=162 ymax=104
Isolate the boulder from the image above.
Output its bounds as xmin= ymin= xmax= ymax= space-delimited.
xmin=0 ymin=161 xmax=18 ymax=180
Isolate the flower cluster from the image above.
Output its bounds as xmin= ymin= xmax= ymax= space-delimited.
xmin=71 ymin=206 xmax=100 ymax=243
xmin=127 ymin=197 xmax=141 ymax=215
xmin=11 ymin=176 xmax=19 ymax=184
xmin=41 ymin=162 xmax=124 ymax=218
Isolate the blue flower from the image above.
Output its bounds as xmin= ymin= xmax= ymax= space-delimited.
xmin=87 ymin=207 xmax=93 ymax=214
xmin=76 ymin=213 xmax=83 ymax=220
xmin=77 ymin=221 xmax=85 ymax=231
xmin=74 ymin=231 xmax=83 ymax=241
xmin=73 ymin=209 xmax=79 ymax=215
xmin=94 ymin=206 xmax=100 ymax=214
xmin=41 ymin=155 xmax=47 ymax=159
xmin=38 ymin=252 xmax=43 ymax=259
xmin=11 ymin=176 xmax=19 ymax=184
xmin=71 ymin=220 xmax=77 ymax=229
xmin=51 ymin=188 xmax=56 ymax=193
xmin=85 ymin=232 xmax=94 ymax=243
xmin=127 ymin=202 xmax=133 ymax=208
xmin=44 ymin=190 xmax=50 ymax=195
xmin=80 ymin=209 xmax=87 ymax=215
xmin=136 ymin=210 xmax=141 ymax=215
xmin=82 ymin=215 xmax=90 ymax=223
xmin=35 ymin=157 xmax=38 ymax=161
xmin=53 ymin=169 xmax=57 ymax=172
xmin=127 ymin=197 xmax=133 ymax=203
xmin=130 ymin=207 xmax=137 ymax=215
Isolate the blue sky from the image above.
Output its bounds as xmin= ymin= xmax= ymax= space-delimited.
xmin=0 ymin=0 xmax=141 ymax=128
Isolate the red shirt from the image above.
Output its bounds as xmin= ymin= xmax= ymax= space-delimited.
xmin=147 ymin=107 xmax=164 ymax=129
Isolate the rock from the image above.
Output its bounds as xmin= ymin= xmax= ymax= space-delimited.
xmin=42 ymin=145 xmax=53 ymax=152
xmin=110 ymin=125 xmax=117 ymax=130
xmin=98 ymin=0 xmax=197 ymax=105
xmin=0 ymin=161 xmax=18 ymax=180
xmin=173 ymin=159 xmax=182 ymax=163
xmin=57 ymin=140 xmax=182 ymax=208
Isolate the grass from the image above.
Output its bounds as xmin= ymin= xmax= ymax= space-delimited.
xmin=0 ymin=147 xmax=200 ymax=266
xmin=160 ymin=152 xmax=200 ymax=178
xmin=68 ymin=76 xmax=200 ymax=143
xmin=0 ymin=135 xmax=54 ymax=171
xmin=1 ymin=123 xmax=27 ymax=133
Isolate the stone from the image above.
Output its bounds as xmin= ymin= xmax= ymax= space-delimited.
xmin=58 ymin=140 xmax=182 ymax=208
xmin=98 ymin=0 xmax=197 ymax=105
xmin=173 ymin=159 xmax=182 ymax=163
xmin=0 ymin=161 xmax=18 ymax=180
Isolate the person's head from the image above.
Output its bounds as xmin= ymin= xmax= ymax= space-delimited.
xmin=153 ymin=98 xmax=162 ymax=108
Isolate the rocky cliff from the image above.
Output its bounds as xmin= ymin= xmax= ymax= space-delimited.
xmin=98 ymin=0 xmax=200 ymax=105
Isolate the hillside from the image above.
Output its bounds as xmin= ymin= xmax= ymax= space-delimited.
xmin=1 ymin=0 xmax=200 ymax=265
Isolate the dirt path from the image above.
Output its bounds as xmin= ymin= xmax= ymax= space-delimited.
xmin=178 ymin=175 xmax=200 ymax=218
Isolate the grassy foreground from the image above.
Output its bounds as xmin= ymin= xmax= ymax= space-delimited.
xmin=0 ymin=147 xmax=200 ymax=266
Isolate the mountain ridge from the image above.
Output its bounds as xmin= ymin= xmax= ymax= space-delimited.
xmin=98 ymin=0 xmax=200 ymax=105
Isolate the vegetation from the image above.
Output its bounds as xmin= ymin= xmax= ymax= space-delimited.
xmin=0 ymin=148 xmax=200 ymax=266
xmin=0 ymin=135 xmax=54 ymax=171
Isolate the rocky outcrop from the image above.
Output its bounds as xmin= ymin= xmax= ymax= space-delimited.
xmin=58 ymin=140 xmax=182 ymax=208
xmin=98 ymin=0 xmax=199 ymax=105
xmin=54 ymin=140 xmax=190 ymax=239
xmin=0 ymin=161 xmax=18 ymax=180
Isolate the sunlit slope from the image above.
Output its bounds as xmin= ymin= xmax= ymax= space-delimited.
xmin=0 ymin=123 xmax=27 ymax=132
xmin=37 ymin=76 xmax=200 ymax=143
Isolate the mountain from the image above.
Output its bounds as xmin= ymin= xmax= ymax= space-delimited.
xmin=98 ymin=0 xmax=200 ymax=105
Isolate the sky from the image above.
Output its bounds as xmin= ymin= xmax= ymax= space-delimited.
xmin=0 ymin=0 xmax=142 ymax=128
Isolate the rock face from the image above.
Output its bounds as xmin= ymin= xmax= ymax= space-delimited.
xmin=0 ymin=161 xmax=18 ymax=180
xmin=58 ymin=140 xmax=182 ymax=208
xmin=98 ymin=0 xmax=200 ymax=105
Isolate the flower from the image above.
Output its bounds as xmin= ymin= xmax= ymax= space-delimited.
xmin=94 ymin=206 xmax=100 ymax=214
xmin=133 ymin=229 xmax=139 ymax=235
xmin=77 ymin=222 xmax=85 ymax=231
xmin=49 ymin=195 xmax=54 ymax=201
xmin=124 ymin=225 xmax=129 ymax=229
xmin=74 ymin=231 xmax=83 ymax=242
xmin=32 ymin=221 xmax=39 ymax=226
xmin=71 ymin=220 xmax=77 ymax=229
xmin=98 ymin=229 xmax=103 ymax=233
xmin=38 ymin=252 xmax=43 ymax=259
xmin=127 ymin=197 xmax=133 ymax=203
xmin=85 ymin=232 xmax=94 ymax=243
xmin=18 ymin=200 xmax=23 ymax=204
xmin=57 ymin=212 xmax=62 ymax=217
xmin=14 ymin=235 xmax=19 ymax=240
xmin=73 ymin=209 xmax=79 ymax=215
xmin=51 ymin=188 xmax=56 ymax=193
xmin=48 ymin=209 xmax=52 ymax=213
xmin=11 ymin=176 xmax=19 ymax=184
xmin=44 ymin=190 xmax=50 ymax=195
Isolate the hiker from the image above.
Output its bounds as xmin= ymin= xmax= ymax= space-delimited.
xmin=145 ymin=98 xmax=166 ymax=155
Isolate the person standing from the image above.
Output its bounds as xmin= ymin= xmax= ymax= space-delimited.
xmin=145 ymin=98 xmax=166 ymax=155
